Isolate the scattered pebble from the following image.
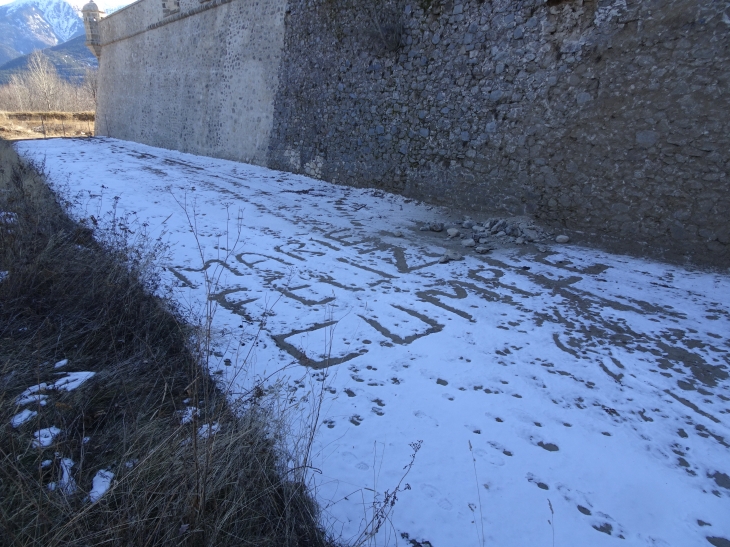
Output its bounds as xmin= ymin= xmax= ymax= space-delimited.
xmin=393 ymin=230 xmax=404 ymax=237
xmin=439 ymin=250 xmax=463 ymax=263
xmin=490 ymin=219 xmax=506 ymax=233
xmin=417 ymin=215 xmax=547 ymax=248
xmin=556 ymin=235 xmax=570 ymax=243
xmin=461 ymin=238 xmax=476 ymax=247
xmin=474 ymin=246 xmax=492 ymax=254
xmin=522 ymin=229 xmax=538 ymax=241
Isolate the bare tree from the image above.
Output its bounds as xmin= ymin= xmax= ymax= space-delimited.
xmin=6 ymin=74 xmax=30 ymax=111
xmin=24 ymin=50 xmax=62 ymax=111
xmin=0 ymin=51 xmax=97 ymax=112
xmin=82 ymin=68 xmax=99 ymax=110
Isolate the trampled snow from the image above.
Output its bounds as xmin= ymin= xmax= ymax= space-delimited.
xmin=15 ymin=138 xmax=730 ymax=547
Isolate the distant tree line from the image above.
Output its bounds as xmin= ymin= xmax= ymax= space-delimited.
xmin=0 ymin=51 xmax=97 ymax=112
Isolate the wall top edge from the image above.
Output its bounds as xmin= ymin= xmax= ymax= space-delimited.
xmin=103 ymin=0 xmax=147 ymax=21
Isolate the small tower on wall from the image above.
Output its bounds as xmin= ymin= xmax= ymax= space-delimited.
xmin=82 ymin=1 xmax=103 ymax=59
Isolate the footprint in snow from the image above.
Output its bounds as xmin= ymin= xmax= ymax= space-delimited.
xmin=588 ymin=511 xmax=626 ymax=539
xmin=413 ymin=410 xmax=439 ymax=427
xmin=487 ymin=454 xmax=505 ymax=466
xmin=421 ymin=484 xmax=440 ymax=498
xmin=340 ymin=452 xmax=358 ymax=463
xmin=438 ymin=498 xmax=453 ymax=510
xmin=537 ymin=441 xmax=560 ymax=452
xmin=419 ymin=486 xmax=452 ymax=510
xmin=526 ymin=473 xmax=549 ymax=490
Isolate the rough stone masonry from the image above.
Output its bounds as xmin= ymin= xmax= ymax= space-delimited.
xmin=87 ymin=0 xmax=729 ymax=267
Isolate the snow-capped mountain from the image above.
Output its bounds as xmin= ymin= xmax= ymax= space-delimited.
xmin=0 ymin=0 xmax=84 ymax=65
xmin=8 ymin=0 xmax=84 ymax=42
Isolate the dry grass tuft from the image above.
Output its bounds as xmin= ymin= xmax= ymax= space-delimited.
xmin=0 ymin=139 xmax=335 ymax=547
xmin=1 ymin=112 xmax=95 ymax=121
xmin=0 ymin=112 xmax=95 ymax=140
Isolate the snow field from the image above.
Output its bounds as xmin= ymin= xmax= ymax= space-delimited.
xmin=15 ymin=138 xmax=730 ymax=547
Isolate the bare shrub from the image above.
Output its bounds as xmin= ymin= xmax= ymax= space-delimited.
xmin=0 ymin=51 xmax=97 ymax=112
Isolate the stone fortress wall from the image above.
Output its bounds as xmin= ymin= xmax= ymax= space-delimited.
xmin=93 ymin=0 xmax=288 ymax=165
xmin=90 ymin=0 xmax=729 ymax=267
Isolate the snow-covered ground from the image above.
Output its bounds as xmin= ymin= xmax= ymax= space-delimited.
xmin=15 ymin=138 xmax=730 ymax=547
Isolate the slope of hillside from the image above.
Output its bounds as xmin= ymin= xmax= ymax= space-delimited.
xmin=0 ymin=43 xmax=19 ymax=66
xmin=0 ymin=34 xmax=96 ymax=84
xmin=0 ymin=0 xmax=83 ymax=65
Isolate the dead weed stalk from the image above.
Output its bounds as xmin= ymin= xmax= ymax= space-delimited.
xmin=0 ymin=139 xmax=335 ymax=547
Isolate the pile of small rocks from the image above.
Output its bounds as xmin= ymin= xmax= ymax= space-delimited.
xmin=418 ymin=216 xmax=570 ymax=263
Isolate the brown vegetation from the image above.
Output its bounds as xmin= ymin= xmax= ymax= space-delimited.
xmin=0 ymin=52 xmax=97 ymax=112
xmin=0 ymin=111 xmax=95 ymax=140
xmin=0 ymin=139 xmax=335 ymax=546
xmin=0 ymin=50 xmax=97 ymax=140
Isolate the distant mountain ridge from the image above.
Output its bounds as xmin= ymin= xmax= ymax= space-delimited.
xmin=0 ymin=0 xmax=84 ymax=65
xmin=0 ymin=34 xmax=97 ymax=85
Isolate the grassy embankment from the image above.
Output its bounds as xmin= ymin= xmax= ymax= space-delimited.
xmin=0 ymin=112 xmax=95 ymax=140
xmin=0 ymin=139 xmax=334 ymax=546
